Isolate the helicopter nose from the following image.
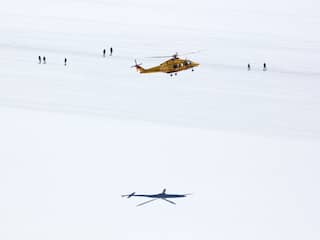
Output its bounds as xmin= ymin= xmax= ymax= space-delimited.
xmin=193 ymin=62 xmax=200 ymax=67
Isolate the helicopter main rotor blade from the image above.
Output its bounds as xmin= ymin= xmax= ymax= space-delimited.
xmin=148 ymin=55 xmax=173 ymax=59
xmin=136 ymin=198 xmax=158 ymax=207
xmin=162 ymin=198 xmax=176 ymax=205
xmin=148 ymin=52 xmax=178 ymax=59
xmin=180 ymin=51 xmax=199 ymax=55
xmin=148 ymin=50 xmax=203 ymax=59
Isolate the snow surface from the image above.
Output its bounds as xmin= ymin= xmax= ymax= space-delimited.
xmin=1 ymin=0 xmax=320 ymax=239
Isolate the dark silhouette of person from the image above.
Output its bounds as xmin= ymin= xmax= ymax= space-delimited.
xmin=103 ymin=49 xmax=106 ymax=57
xmin=43 ymin=56 xmax=46 ymax=64
xmin=38 ymin=56 xmax=41 ymax=64
xmin=109 ymin=47 xmax=113 ymax=56
xmin=248 ymin=63 xmax=251 ymax=71
xmin=64 ymin=58 xmax=67 ymax=66
xmin=263 ymin=62 xmax=267 ymax=71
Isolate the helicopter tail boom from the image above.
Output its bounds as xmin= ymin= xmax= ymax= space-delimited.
xmin=132 ymin=60 xmax=162 ymax=74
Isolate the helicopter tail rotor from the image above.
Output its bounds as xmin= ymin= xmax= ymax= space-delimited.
xmin=131 ymin=59 xmax=144 ymax=72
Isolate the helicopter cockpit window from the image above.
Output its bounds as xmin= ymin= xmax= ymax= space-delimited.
xmin=173 ymin=64 xmax=178 ymax=68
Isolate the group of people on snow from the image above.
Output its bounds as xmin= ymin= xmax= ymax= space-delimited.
xmin=38 ymin=47 xmax=268 ymax=72
xmin=247 ymin=62 xmax=267 ymax=71
xmin=37 ymin=46 xmax=113 ymax=66
xmin=38 ymin=56 xmax=46 ymax=64
xmin=38 ymin=55 xmax=67 ymax=66
xmin=102 ymin=47 xmax=113 ymax=57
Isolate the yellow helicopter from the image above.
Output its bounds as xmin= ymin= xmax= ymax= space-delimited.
xmin=132 ymin=52 xmax=200 ymax=76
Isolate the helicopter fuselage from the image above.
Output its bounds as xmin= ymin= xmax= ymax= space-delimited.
xmin=136 ymin=57 xmax=199 ymax=74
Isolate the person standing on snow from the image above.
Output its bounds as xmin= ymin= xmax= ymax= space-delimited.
xmin=109 ymin=47 xmax=113 ymax=56
xmin=247 ymin=63 xmax=251 ymax=71
xmin=103 ymin=49 xmax=106 ymax=57
xmin=263 ymin=62 xmax=267 ymax=71
xmin=38 ymin=56 xmax=41 ymax=64
xmin=43 ymin=56 xmax=46 ymax=64
xmin=64 ymin=58 xmax=67 ymax=66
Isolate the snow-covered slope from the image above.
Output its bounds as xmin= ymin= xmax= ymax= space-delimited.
xmin=0 ymin=0 xmax=320 ymax=239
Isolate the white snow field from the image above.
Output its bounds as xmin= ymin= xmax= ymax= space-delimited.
xmin=1 ymin=0 xmax=320 ymax=239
